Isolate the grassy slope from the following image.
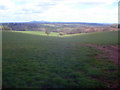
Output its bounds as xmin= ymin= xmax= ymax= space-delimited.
xmin=2 ymin=31 xmax=119 ymax=88
xmin=13 ymin=31 xmax=119 ymax=44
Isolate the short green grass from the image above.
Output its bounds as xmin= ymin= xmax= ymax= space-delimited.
xmin=13 ymin=31 xmax=59 ymax=36
xmin=13 ymin=31 xmax=119 ymax=45
xmin=2 ymin=31 xmax=119 ymax=88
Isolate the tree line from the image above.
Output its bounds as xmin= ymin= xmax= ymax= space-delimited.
xmin=1 ymin=23 xmax=118 ymax=36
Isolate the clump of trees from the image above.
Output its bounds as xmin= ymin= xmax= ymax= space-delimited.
xmin=110 ymin=24 xmax=118 ymax=28
xmin=1 ymin=26 xmax=12 ymax=31
xmin=59 ymin=32 xmax=64 ymax=36
xmin=45 ymin=30 xmax=51 ymax=35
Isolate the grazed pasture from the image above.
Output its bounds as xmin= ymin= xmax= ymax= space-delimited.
xmin=2 ymin=31 xmax=119 ymax=88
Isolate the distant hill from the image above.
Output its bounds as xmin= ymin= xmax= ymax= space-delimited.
xmin=29 ymin=20 xmax=49 ymax=23
xmin=28 ymin=21 xmax=111 ymax=26
xmin=0 ymin=21 xmax=112 ymax=26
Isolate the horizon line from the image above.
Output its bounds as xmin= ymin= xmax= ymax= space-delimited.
xmin=0 ymin=21 xmax=116 ymax=24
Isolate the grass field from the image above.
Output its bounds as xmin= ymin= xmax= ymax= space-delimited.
xmin=2 ymin=31 xmax=119 ymax=88
xmin=13 ymin=31 xmax=59 ymax=36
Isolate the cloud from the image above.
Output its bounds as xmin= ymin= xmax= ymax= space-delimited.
xmin=0 ymin=5 xmax=8 ymax=10
xmin=13 ymin=0 xmax=58 ymax=15
xmin=61 ymin=0 xmax=118 ymax=4
xmin=0 ymin=0 xmax=118 ymax=23
xmin=40 ymin=0 xmax=118 ymax=23
xmin=0 ymin=0 xmax=15 ymax=11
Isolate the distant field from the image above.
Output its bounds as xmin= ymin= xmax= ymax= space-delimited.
xmin=13 ymin=31 xmax=59 ymax=36
xmin=13 ymin=31 xmax=90 ymax=37
xmin=3 ymin=31 xmax=119 ymax=88
xmin=13 ymin=31 xmax=119 ymax=44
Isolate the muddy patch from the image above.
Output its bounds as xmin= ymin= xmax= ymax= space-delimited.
xmin=85 ymin=43 xmax=119 ymax=65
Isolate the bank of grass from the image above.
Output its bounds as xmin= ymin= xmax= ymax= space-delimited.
xmin=2 ymin=31 xmax=119 ymax=88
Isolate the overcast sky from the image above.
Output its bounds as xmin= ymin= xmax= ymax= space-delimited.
xmin=0 ymin=0 xmax=118 ymax=23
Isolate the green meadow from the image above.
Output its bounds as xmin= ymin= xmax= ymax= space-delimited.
xmin=2 ymin=31 xmax=119 ymax=88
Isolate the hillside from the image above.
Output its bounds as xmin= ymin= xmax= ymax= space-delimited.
xmin=2 ymin=31 xmax=119 ymax=88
